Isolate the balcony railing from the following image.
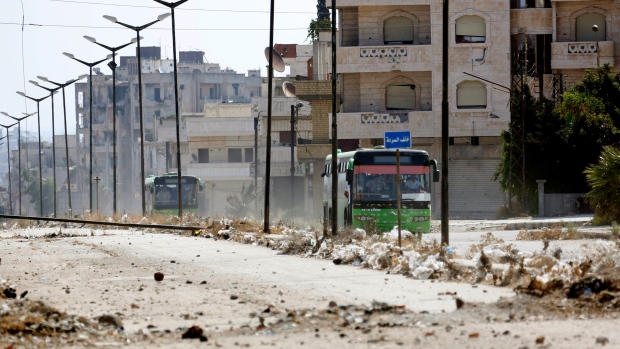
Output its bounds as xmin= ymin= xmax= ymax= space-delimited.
xmin=186 ymin=163 xmax=250 ymax=179
xmin=551 ymin=40 xmax=614 ymax=69
xmin=335 ymin=111 xmax=434 ymax=139
xmin=337 ymin=45 xmax=433 ymax=73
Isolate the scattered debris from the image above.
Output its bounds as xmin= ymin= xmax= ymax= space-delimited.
xmin=154 ymin=272 xmax=164 ymax=282
xmin=181 ymin=325 xmax=208 ymax=342
xmin=596 ymin=336 xmax=609 ymax=346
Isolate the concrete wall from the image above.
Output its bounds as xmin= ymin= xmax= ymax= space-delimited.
xmin=543 ymin=193 xmax=593 ymax=217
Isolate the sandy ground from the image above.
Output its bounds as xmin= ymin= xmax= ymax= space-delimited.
xmin=0 ymin=219 xmax=618 ymax=348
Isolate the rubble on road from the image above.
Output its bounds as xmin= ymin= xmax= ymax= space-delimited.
xmin=0 ymin=215 xmax=619 ymax=347
xmin=0 ymin=297 xmax=136 ymax=347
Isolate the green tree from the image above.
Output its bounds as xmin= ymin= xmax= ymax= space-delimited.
xmin=494 ymin=85 xmax=562 ymax=204
xmin=307 ymin=0 xmax=331 ymax=43
xmin=554 ymin=64 xmax=620 ymax=192
xmin=584 ymin=146 xmax=620 ymax=223
xmin=495 ymin=65 xmax=620 ymax=211
xmin=225 ymin=182 xmax=256 ymax=217
xmin=317 ymin=0 xmax=329 ymax=21
xmin=307 ymin=18 xmax=331 ymax=42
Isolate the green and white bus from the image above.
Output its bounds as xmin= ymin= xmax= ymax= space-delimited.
xmin=145 ymin=173 xmax=204 ymax=215
xmin=324 ymin=148 xmax=439 ymax=233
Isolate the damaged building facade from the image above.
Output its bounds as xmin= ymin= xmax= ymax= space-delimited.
xmin=73 ymin=47 xmax=262 ymax=214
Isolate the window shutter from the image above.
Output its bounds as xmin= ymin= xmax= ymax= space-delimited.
xmin=576 ymin=13 xmax=606 ymax=42
xmin=384 ymin=17 xmax=414 ymax=43
xmin=456 ymin=16 xmax=485 ymax=37
xmin=457 ymin=81 xmax=487 ymax=108
xmin=386 ymin=85 xmax=415 ymax=110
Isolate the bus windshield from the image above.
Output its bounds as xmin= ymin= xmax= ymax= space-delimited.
xmin=352 ymin=167 xmax=430 ymax=202
xmin=153 ymin=178 xmax=199 ymax=208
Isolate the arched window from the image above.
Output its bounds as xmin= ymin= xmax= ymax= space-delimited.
xmin=576 ymin=13 xmax=606 ymax=42
xmin=457 ymin=81 xmax=486 ymax=109
xmin=456 ymin=16 xmax=486 ymax=43
xmin=384 ymin=16 xmax=414 ymax=44
xmin=386 ymin=84 xmax=416 ymax=110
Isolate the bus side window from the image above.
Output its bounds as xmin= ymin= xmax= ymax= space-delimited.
xmin=346 ymin=169 xmax=353 ymax=183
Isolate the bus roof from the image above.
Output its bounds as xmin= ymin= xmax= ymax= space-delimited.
xmin=325 ymin=148 xmax=428 ymax=161
xmin=145 ymin=174 xmax=201 ymax=186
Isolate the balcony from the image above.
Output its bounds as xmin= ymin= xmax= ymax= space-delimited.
xmin=269 ymin=146 xmax=298 ymax=163
xmin=510 ymin=8 xmax=552 ymax=34
xmin=551 ymin=41 xmax=614 ymax=69
xmin=335 ymin=111 xmax=435 ymax=139
xmin=92 ymin=122 xmax=108 ymax=131
xmin=337 ymin=45 xmax=433 ymax=73
xmin=186 ymin=163 xmax=250 ymax=180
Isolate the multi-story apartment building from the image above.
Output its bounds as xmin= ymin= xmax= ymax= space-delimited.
xmin=74 ymin=47 xmax=262 ymax=214
xmin=71 ymin=1 xmax=616 ymax=218
xmin=150 ymin=97 xmax=312 ymax=218
xmin=320 ymin=0 xmax=617 ymax=218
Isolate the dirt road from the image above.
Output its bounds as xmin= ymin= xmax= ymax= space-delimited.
xmin=0 ymin=225 xmax=618 ymax=348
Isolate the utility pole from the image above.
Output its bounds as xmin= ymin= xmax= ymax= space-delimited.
xmin=330 ymin=0 xmax=338 ymax=236
xmin=441 ymin=0 xmax=450 ymax=246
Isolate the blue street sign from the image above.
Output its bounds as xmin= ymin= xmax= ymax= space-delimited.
xmin=384 ymin=131 xmax=411 ymax=149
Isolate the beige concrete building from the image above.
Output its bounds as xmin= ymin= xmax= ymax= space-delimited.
xmin=317 ymin=0 xmax=619 ymax=218
xmin=70 ymin=1 xmax=619 ymax=218
xmin=73 ymin=47 xmax=262 ymax=215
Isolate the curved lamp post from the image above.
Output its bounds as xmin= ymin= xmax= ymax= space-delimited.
xmin=29 ymin=81 xmax=62 ymax=217
xmin=103 ymin=12 xmax=171 ymax=217
xmin=36 ymin=75 xmax=88 ymax=216
xmin=14 ymin=93 xmax=52 ymax=216
xmin=152 ymin=0 xmax=189 ymax=216
xmin=1 ymin=110 xmax=39 ymax=216
xmin=0 ymin=122 xmax=18 ymax=215
xmin=83 ymin=35 xmax=137 ymax=215
xmin=62 ymin=52 xmax=111 ymax=214
xmin=0 ymin=135 xmax=7 ymax=212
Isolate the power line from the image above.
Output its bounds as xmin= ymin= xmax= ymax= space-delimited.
xmin=20 ymin=0 xmax=28 ymax=114
xmin=49 ymin=0 xmax=315 ymax=14
xmin=0 ymin=21 xmax=308 ymax=31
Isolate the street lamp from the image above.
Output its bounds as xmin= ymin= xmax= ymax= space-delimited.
xmin=158 ymin=150 xmax=169 ymax=174
xmin=1 ymin=110 xmax=39 ymax=216
xmin=29 ymin=80 xmax=62 ymax=217
xmin=0 ymin=122 xmax=18 ymax=215
xmin=14 ymin=92 xmax=52 ymax=216
xmin=0 ymin=135 xmax=8 ymax=214
xmin=62 ymin=52 xmax=111 ymax=214
xmin=103 ymin=12 xmax=171 ymax=217
xmin=289 ymin=103 xmax=302 ymax=209
xmin=83 ymin=35 xmax=137 ymax=215
xmin=592 ymin=24 xmax=599 ymax=67
xmin=152 ymin=0 xmax=189 ymax=217
xmin=254 ymin=112 xmax=263 ymax=216
xmin=37 ymin=75 xmax=88 ymax=216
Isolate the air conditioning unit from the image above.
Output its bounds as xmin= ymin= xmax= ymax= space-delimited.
xmin=70 ymin=184 xmax=78 ymax=192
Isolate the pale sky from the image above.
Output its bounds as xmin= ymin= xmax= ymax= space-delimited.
xmin=1 ymin=0 xmax=318 ymax=141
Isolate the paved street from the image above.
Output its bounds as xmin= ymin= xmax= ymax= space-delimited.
xmin=1 ymin=215 xmax=618 ymax=348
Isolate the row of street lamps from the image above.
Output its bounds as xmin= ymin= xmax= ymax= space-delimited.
xmin=2 ymin=0 xmax=188 ymax=218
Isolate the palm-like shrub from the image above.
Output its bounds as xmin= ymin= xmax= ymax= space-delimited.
xmin=584 ymin=146 xmax=620 ymax=223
